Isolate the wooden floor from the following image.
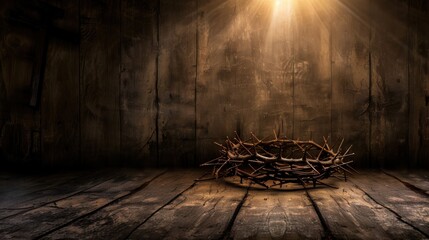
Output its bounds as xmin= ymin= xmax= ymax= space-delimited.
xmin=0 ymin=169 xmax=428 ymax=240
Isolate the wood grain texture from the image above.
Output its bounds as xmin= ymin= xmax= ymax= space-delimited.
xmin=331 ymin=0 xmax=371 ymax=167
xmin=41 ymin=0 xmax=80 ymax=167
xmin=1 ymin=0 xmax=429 ymax=168
xmin=157 ymin=0 xmax=197 ymax=167
xmin=0 ymin=0 xmax=10 ymax=138
xmin=231 ymin=190 xmax=323 ymax=239
xmin=308 ymin=177 xmax=427 ymax=239
xmin=196 ymin=0 xmax=237 ymax=164
xmin=293 ymin=0 xmax=331 ymax=142
xmin=0 ymin=170 xmax=428 ymax=239
xmin=120 ymin=0 xmax=158 ymax=167
xmin=383 ymin=170 xmax=429 ymax=195
xmin=129 ymin=179 xmax=247 ymax=240
xmin=80 ymin=0 xmax=121 ymax=166
xmin=0 ymin=1 xmax=40 ymax=164
xmin=0 ymin=171 xmax=108 ymax=219
xmin=0 ymin=169 xmax=162 ymax=239
xmin=42 ymin=170 xmax=201 ymax=240
xmin=409 ymin=0 xmax=429 ymax=168
xmin=370 ymin=0 xmax=409 ymax=168
xmin=351 ymin=171 xmax=429 ymax=236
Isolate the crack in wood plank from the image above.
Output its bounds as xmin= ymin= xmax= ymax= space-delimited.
xmin=352 ymin=182 xmax=429 ymax=239
xmin=220 ymin=185 xmax=249 ymax=240
xmin=33 ymin=171 xmax=167 ymax=240
xmin=0 ymin=174 xmax=116 ymax=221
xmin=304 ymin=187 xmax=335 ymax=240
xmin=124 ymin=172 xmax=207 ymax=239
xmin=381 ymin=170 xmax=429 ymax=197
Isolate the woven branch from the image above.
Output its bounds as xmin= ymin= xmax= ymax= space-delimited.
xmin=201 ymin=131 xmax=356 ymax=189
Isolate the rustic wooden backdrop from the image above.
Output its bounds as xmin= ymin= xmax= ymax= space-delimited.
xmin=0 ymin=0 xmax=428 ymax=168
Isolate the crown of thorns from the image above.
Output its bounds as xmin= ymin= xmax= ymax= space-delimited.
xmin=201 ymin=131 xmax=355 ymax=189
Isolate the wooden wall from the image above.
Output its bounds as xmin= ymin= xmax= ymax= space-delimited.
xmin=0 ymin=0 xmax=428 ymax=168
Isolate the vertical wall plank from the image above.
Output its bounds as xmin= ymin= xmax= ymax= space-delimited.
xmin=409 ymin=0 xmax=429 ymax=168
xmin=158 ymin=0 xmax=197 ymax=167
xmin=331 ymin=0 xmax=371 ymax=167
xmin=0 ymin=1 xmax=40 ymax=164
xmin=41 ymin=0 xmax=79 ymax=167
xmin=120 ymin=0 xmax=158 ymax=167
xmin=246 ymin=0 xmax=295 ymax=139
xmin=293 ymin=0 xmax=331 ymax=142
xmin=80 ymin=0 xmax=121 ymax=166
xmin=0 ymin=0 xmax=11 ymax=139
xmin=370 ymin=0 xmax=409 ymax=168
xmin=230 ymin=0 xmax=267 ymax=138
xmin=196 ymin=0 xmax=237 ymax=163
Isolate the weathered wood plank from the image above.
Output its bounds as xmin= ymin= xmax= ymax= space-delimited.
xmin=0 ymin=0 xmax=11 ymax=140
xmin=231 ymin=190 xmax=323 ymax=239
xmin=331 ymin=0 xmax=371 ymax=167
xmin=251 ymin=0 xmax=294 ymax=140
xmin=0 ymin=170 xmax=163 ymax=239
xmin=293 ymin=0 xmax=331 ymax=142
xmin=225 ymin=0 xmax=274 ymax=139
xmin=128 ymin=179 xmax=248 ymax=239
xmin=383 ymin=170 xmax=429 ymax=195
xmin=120 ymin=0 xmax=158 ymax=167
xmin=158 ymin=0 xmax=197 ymax=167
xmin=351 ymin=171 xmax=429 ymax=236
xmin=308 ymin=177 xmax=427 ymax=239
xmin=0 ymin=1 xmax=41 ymax=164
xmin=41 ymin=170 xmax=202 ymax=240
xmin=0 ymin=170 xmax=112 ymax=219
xmin=408 ymin=0 xmax=429 ymax=168
xmin=197 ymin=0 xmax=293 ymax=163
xmin=370 ymin=0 xmax=409 ymax=168
xmin=196 ymin=0 xmax=238 ymax=164
xmin=80 ymin=0 xmax=121 ymax=166
xmin=312 ymin=177 xmax=427 ymax=239
xmin=0 ymin=172 xmax=83 ymax=206
xmin=41 ymin=0 xmax=79 ymax=167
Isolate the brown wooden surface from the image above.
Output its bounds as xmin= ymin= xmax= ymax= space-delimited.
xmin=0 ymin=169 xmax=163 ymax=239
xmin=293 ymin=0 xmax=331 ymax=142
xmin=157 ymin=0 xmax=197 ymax=167
xmin=0 ymin=171 xmax=109 ymax=219
xmin=80 ymin=0 xmax=121 ymax=165
xmin=41 ymin=0 xmax=80 ymax=167
xmin=370 ymin=0 xmax=409 ymax=168
xmin=119 ymin=0 xmax=158 ymax=167
xmin=41 ymin=170 xmax=201 ymax=240
xmin=231 ymin=189 xmax=323 ymax=239
xmin=0 ymin=0 xmax=428 ymax=168
xmin=1 ymin=170 xmax=429 ymax=239
xmin=309 ymin=177 xmax=427 ymax=239
xmin=196 ymin=0 xmax=239 ymax=164
xmin=129 ymin=178 xmax=248 ymax=240
xmin=0 ymin=0 xmax=41 ymax=164
xmin=384 ymin=170 xmax=429 ymax=194
xmin=351 ymin=171 xmax=429 ymax=236
xmin=408 ymin=0 xmax=429 ymax=168
xmin=331 ymin=0 xmax=371 ymax=167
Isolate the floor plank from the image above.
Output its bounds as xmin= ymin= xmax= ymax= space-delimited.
xmin=383 ymin=170 xmax=429 ymax=195
xmin=0 ymin=170 xmax=163 ymax=239
xmin=350 ymin=171 xmax=429 ymax=237
xmin=41 ymin=170 xmax=203 ymax=240
xmin=0 ymin=171 xmax=110 ymax=219
xmin=231 ymin=189 xmax=324 ymax=240
xmin=128 ymin=179 xmax=248 ymax=240
xmin=1 ymin=170 xmax=429 ymax=239
xmin=308 ymin=177 xmax=427 ymax=239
